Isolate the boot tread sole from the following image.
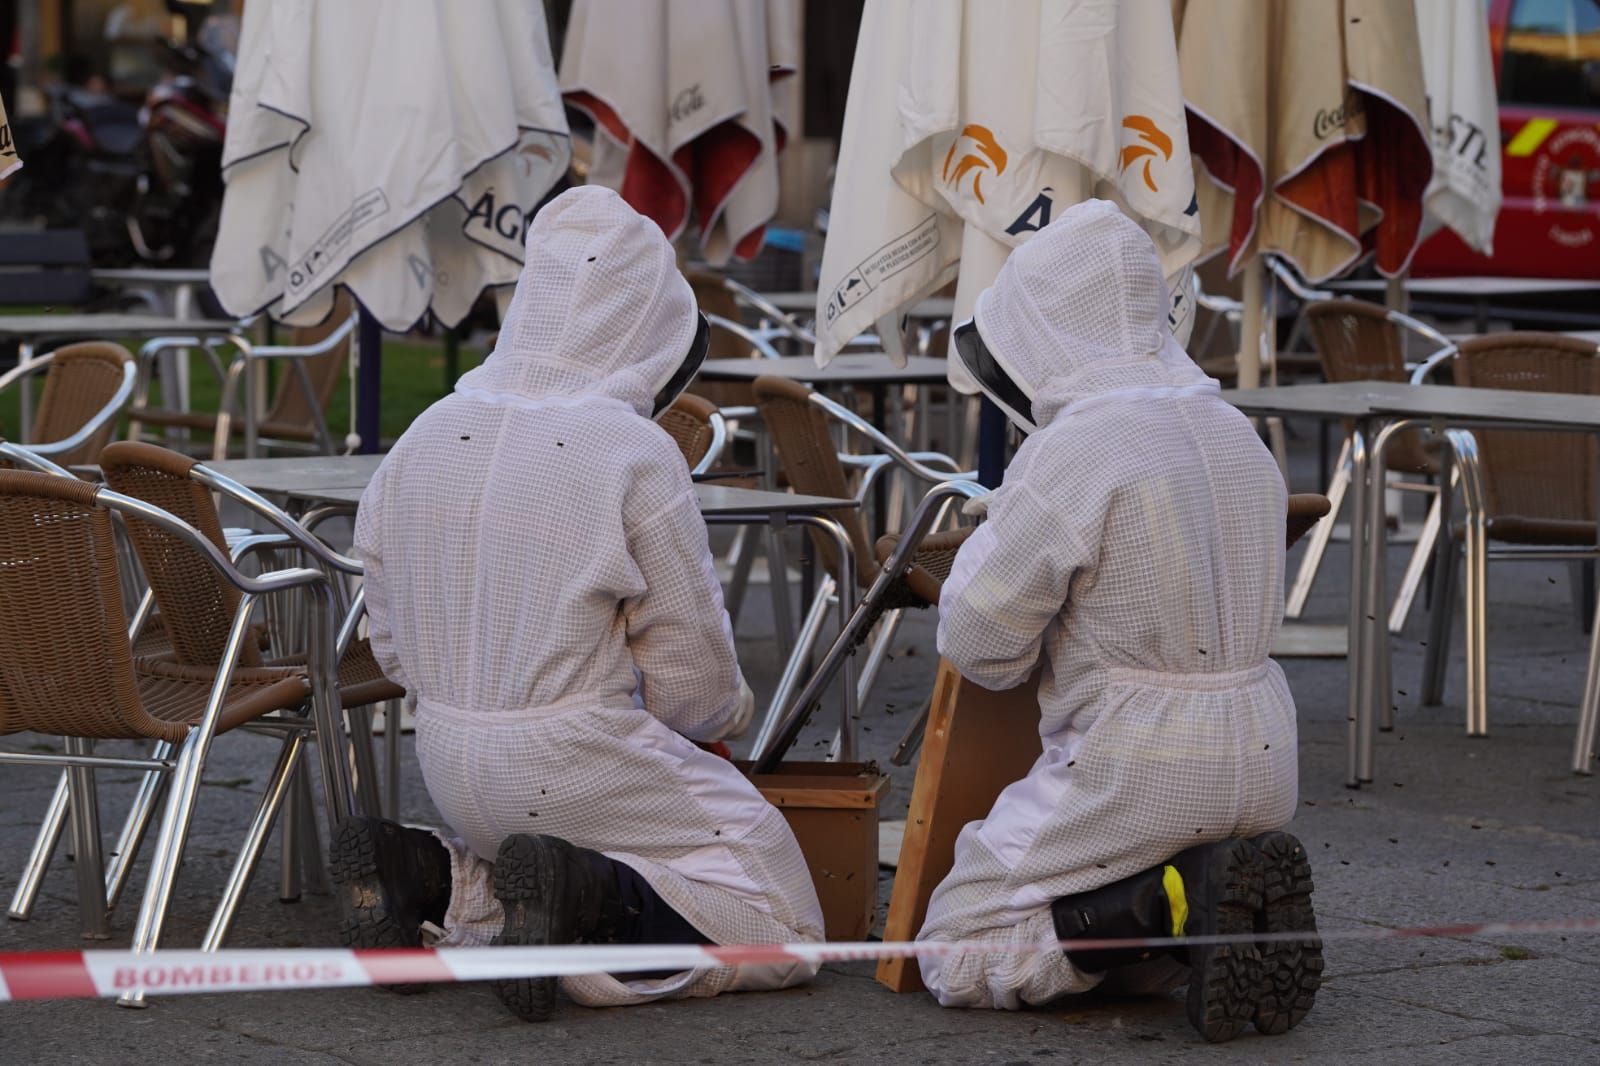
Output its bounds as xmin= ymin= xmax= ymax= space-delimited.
xmin=328 ymin=819 xmax=426 ymax=995
xmin=1251 ymin=831 xmax=1323 ymax=1035
xmin=490 ymin=834 xmax=568 ymax=1023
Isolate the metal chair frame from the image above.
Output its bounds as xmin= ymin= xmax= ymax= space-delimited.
xmin=0 ymin=349 xmax=138 ymax=459
xmin=0 ymin=479 xmax=352 ymax=1007
xmin=1286 ymin=305 xmax=1458 ymax=633
xmin=6 ymin=459 xmax=391 ymax=940
xmin=129 ymin=312 xmax=359 ymax=459
xmin=753 ymin=479 xmax=988 ymax=770
xmin=1404 ymin=339 xmax=1600 ymax=763
xmin=747 ymin=385 xmax=976 ymax=756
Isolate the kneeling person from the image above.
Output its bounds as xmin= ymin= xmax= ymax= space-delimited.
xmin=916 ymin=201 xmax=1321 ymax=1042
xmin=336 ymin=187 xmax=824 ymax=1020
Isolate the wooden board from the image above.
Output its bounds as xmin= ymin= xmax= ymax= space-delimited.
xmin=875 ymin=661 xmax=1042 ymax=993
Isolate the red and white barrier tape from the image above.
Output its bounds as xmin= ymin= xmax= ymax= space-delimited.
xmin=3 ymin=918 xmax=1597 ymax=1003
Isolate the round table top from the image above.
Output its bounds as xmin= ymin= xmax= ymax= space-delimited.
xmin=0 ymin=314 xmax=239 ymax=337
xmin=698 ymin=354 xmax=951 ymax=385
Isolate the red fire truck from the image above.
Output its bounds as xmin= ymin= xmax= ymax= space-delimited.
xmin=1413 ymin=0 xmax=1600 ymax=278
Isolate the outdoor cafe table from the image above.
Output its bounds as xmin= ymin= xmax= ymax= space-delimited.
xmin=0 ymin=312 xmax=243 ymax=437
xmin=1223 ymin=381 xmax=1600 ymax=787
xmin=205 ymin=459 xmax=869 ymax=768
xmin=757 ymin=291 xmax=956 ymax=323
xmin=1329 ymin=276 xmax=1600 ymax=333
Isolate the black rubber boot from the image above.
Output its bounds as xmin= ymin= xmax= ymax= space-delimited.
xmin=489 ymin=834 xmax=707 ymax=1023
xmin=1250 ymin=831 xmax=1322 ymax=1034
xmin=328 ymin=817 xmax=452 ymax=994
xmin=1052 ymin=837 xmax=1264 ymax=1044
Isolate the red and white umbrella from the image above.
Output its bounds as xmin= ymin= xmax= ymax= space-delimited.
xmin=561 ymin=0 xmax=797 ymax=264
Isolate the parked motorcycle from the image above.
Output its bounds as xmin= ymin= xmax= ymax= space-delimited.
xmin=0 ymin=16 xmax=235 ymax=268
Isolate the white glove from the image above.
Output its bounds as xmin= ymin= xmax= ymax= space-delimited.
xmin=717 ymin=677 xmax=756 ymax=741
xmin=961 ymin=491 xmax=994 ymax=517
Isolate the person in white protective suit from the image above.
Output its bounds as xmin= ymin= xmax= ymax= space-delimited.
xmin=916 ymin=200 xmax=1321 ymax=1044
xmin=335 ymin=186 xmax=824 ymax=1022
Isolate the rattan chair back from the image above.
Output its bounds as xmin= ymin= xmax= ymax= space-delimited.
xmin=263 ymin=293 xmax=353 ymax=440
xmin=30 ymin=342 xmax=132 ymax=467
xmin=754 ymin=375 xmax=876 ymax=588
xmin=0 ymin=470 xmax=186 ymax=741
xmin=1305 ymin=300 xmax=1434 ymax=474
xmin=686 ymin=270 xmax=758 ymax=409
xmin=659 ymin=393 xmax=718 ymax=469
xmin=100 ymin=441 xmax=263 ymax=668
xmin=1454 ymin=333 xmax=1600 ymax=538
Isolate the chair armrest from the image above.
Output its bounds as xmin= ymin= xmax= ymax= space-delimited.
xmin=722 ymin=277 xmax=819 ymax=345
xmin=0 ymin=440 xmax=76 ymax=477
xmin=1410 ymin=348 xmax=1458 ymax=385
xmin=192 ymin=464 xmax=365 ymax=576
xmin=96 ymin=485 xmax=331 ymax=598
xmin=705 ymin=314 xmax=785 ymax=359
xmin=691 ymin=412 xmax=730 ymax=476
xmin=808 ymin=390 xmax=978 ymax=485
xmin=20 ymin=362 xmax=137 ymax=458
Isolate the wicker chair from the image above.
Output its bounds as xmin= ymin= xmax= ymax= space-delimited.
xmin=751 ymin=375 xmax=974 ymax=751
xmin=130 ymin=299 xmax=358 ymax=459
xmin=657 ymin=393 xmax=729 ymax=475
xmin=1289 ymin=300 xmax=1457 ymax=631
xmin=100 ymin=442 xmax=402 ymax=709
xmin=0 ymin=342 xmax=136 ymax=467
xmin=30 ymin=445 xmax=402 ymax=913
xmin=1412 ymin=333 xmax=1600 ymax=755
xmin=0 ymin=470 xmax=348 ymax=1002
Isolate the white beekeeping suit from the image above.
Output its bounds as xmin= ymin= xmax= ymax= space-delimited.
xmin=354 ymin=186 xmax=823 ymax=1007
xmin=916 ymin=201 xmax=1299 ymax=1009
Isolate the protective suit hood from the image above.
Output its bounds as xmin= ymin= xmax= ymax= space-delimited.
xmin=455 ymin=186 xmax=706 ymax=418
xmin=955 ymin=200 xmax=1213 ymax=433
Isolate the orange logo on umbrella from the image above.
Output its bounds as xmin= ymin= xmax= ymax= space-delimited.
xmin=942 ymin=124 xmax=1008 ymax=204
xmin=1120 ymin=116 xmax=1173 ymax=193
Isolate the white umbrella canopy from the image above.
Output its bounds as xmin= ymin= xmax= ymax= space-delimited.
xmin=1415 ymin=0 xmax=1502 ymax=255
xmin=815 ymin=0 xmax=1202 ymax=386
xmin=561 ymin=0 xmax=797 ymax=265
xmin=210 ymin=0 xmax=571 ymax=330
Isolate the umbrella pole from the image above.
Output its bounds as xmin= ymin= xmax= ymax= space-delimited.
xmin=1238 ymin=259 xmax=1264 ymax=390
xmin=356 ymin=309 xmax=383 ymax=454
xmin=977 ymin=399 xmax=1007 ymax=489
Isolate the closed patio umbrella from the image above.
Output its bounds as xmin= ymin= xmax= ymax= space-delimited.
xmin=210 ymin=0 xmax=571 ymax=330
xmin=814 ymin=0 xmax=1202 ymax=388
xmin=560 ymin=0 xmax=797 ymax=264
xmin=1415 ymin=0 xmax=1502 ymax=255
xmin=1177 ymin=0 xmax=1434 ymax=386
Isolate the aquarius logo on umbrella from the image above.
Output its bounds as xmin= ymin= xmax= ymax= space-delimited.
xmin=942 ymin=124 xmax=1008 ymax=205
xmin=1120 ymin=116 xmax=1172 ymax=194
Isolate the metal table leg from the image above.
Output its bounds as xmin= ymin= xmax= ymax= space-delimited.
xmin=1345 ymin=424 xmax=1369 ymax=788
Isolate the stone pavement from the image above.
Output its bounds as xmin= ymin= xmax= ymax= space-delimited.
xmin=3 ymin=458 xmax=1599 ymax=1063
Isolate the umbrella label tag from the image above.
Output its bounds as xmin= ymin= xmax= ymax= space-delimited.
xmin=823 ymin=214 xmax=941 ymax=324
xmin=288 ymin=188 xmax=390 ymax=294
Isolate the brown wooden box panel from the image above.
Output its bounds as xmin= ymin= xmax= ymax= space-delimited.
xmin=875 ymin=662 xmax=1042 ymax=992
xmin=741 ymin=760 xmax=889 ymax=941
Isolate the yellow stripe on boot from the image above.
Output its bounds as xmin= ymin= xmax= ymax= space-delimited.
xmin=1163 ymin=864 xmax=1189 ymax=937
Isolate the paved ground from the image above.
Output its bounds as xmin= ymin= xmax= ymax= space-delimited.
xmin=3 ymin=421 xmax=1599 ymax=1063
